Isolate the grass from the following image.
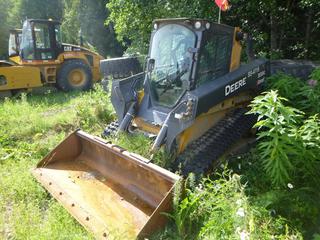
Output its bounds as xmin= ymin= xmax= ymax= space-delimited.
xmin=0 ymin=86 xmax=113 ymax=239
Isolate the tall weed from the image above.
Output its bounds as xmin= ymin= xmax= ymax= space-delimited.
xmin=249 ymin=90 xmax=320 ymax=187
xmin=248 ymin=90 xmax=302 ymax=186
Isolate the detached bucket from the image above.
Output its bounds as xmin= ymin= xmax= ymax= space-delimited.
xmin=32 ymin=130 xmax=180 ymax=239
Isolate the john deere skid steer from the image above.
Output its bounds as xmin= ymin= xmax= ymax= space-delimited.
xmin=0 ymin=19 xmax=103 ymax=97
xmin=104 ymin=19 xmax=267 ymax=175
xmin=33 ymin=18 xmax=315 ymax=239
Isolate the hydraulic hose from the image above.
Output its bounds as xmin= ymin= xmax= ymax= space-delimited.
xmin=117 ymin=102 xmax=136 ymax=133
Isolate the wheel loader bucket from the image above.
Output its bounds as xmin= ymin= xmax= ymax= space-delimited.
xmin=32 ymin=130 xmax=180 ymax=239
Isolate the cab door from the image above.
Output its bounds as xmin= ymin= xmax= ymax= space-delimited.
xmin=32 ymin=22 xmax=56 ymax=60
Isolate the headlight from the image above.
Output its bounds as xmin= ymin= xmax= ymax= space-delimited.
xmin=194 ymin=21 xmax=202 ymax=29
xmin=154 ymin=23 xmax=158 ymax=30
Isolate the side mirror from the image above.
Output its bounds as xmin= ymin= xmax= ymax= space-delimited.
xmin=147 ymin=58 xmax=155 ymax=72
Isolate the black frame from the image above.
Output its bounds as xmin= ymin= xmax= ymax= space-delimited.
xmin=195 ymin=24 xmax=234 ymax=88
xmin=8 ymin=29 xmax=22 ymax=57
xmin=144 ymin=19 xmax=235 ymax=112
xmin=22 ymin=19 xmax=63 ymax=61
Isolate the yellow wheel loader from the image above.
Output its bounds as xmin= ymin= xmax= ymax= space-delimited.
xmin=0 ymin=19 xmax=103 ymax=97
xmin=32 ymin=18 xmax=317 ymax=239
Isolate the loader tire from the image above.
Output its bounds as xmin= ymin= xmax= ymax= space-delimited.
xmin=57 ymin=60 xmax=93 ymax=91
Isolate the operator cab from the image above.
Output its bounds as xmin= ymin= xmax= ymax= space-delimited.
xmin=146 ymin=19 xmax=236 ymax=109
xmin=8 ymin=29 xmax=22 ymax=57
xmin=20 ymin=19 xmax=63 ymax=61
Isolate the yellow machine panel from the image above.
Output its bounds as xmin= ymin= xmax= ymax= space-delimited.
xmin=0 ymin=66 xmax=42 ymax=91
xmin=9 ymin=56 xmax=22 ymax=65
xmin=230 ymin=27 xmax=242 ymax=72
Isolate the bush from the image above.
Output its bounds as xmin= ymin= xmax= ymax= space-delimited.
xmin=310 ymin=68 xmax=320 ymax=81
xmin=267 ymin=70 xmax=320 ymax=115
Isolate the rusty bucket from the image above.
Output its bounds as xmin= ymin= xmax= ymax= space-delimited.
xmin=32 ymin=130 xmax=180 ymax=239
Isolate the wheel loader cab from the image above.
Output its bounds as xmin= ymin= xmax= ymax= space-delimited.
xmin=1 ymin=19 xmax=103 ymax=95
xmin=20 ymin=19 xmax=62 ymax=61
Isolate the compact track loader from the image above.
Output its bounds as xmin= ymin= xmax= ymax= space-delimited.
xmin=104 ymin=18 xmax=267 ymax=175
xmin=33 ymin=19 xmax=316 ymax=239
xmin=0 ymin=19 xmax=103 ymax=97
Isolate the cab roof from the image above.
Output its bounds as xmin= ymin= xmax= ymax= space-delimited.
xmin=152 ymin=18 xmax=235 ymax=30
xmin=26 ymin=19 xmax=61 ymax=25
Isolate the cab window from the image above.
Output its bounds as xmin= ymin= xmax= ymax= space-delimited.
xmin=34 ymin=23 xmax=54 ymax=59
xmin=197 ymin=32 xmax=232 ymax=87
xmin=21 ymin=21 xmax=35 ymax=60
xmin=34 ymin=23 xmax=51 ymax=49
xmin=55 ymin=25 xmax=62 ymax=47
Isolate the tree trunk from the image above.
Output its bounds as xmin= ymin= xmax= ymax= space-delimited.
xmin=305 ymin=9 xmax=313 ymax=59
xmin=270 ymin=14 xmax=278 ymax=57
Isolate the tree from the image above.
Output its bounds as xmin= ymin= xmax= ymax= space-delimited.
xmin=107 ymin=0 xmax=219 ymax=54
xmin=0 ymin=0 xmax=12 ymax=58
xmin=10 ymin=0 xmax=63 ymax=23
xmin=62 ymin=0 xmax=123 ymax=57
xmin=107 ymin=0 xmax=320 ymax=60
xmin=61 ymin=0 xmax=81 ymax=44
xmin=79 ymin=0 xmax=123 ymax=57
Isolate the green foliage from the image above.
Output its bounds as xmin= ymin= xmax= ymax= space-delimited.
xmin=107 ymin=0 xmax=219 ymax=54
xmin=0 ymin=0 xmax=13 ymax=58
xmin=153 ymin=171 xmax=303 ymax=240
xmin=105 ymin=132 xmax=171 ymax=168
xmin=0 ymin=87 xmax=114 ymax=239
xmin=61 ymin=0 xmax=81 ymax=45
xmin=248 ymin=90 xmax=302 ymax=186
xmin=229 ymin=149 xmax=320 ymax=239
xmin=75 ymin=87 xmax=115 ymax=131
xmin=267 ymin=73 xmax=305 ymax=100
xmin=249 ymin=90 xmax=320 ymax=188
xmin=107 ymin=0 xmax=320 ymax=59
xmin=16 ymin=0 xmax=63 ymax=20
xmin=79 ymin=0 xmax=123 ymax=57
xmin=268 ymin=71 xmax=320 ymax=115
xmin=62 ymin=0 xmax=123 ymax=57
xmin=310 ymin=68 xmax=320 ymax=80
xmin=297 ymin=84 xmax=320 ymax=114
xmin=296 ymin=114 xmax=320 ymax=180
xmin=0 ymin=0 xmax=122 ymax=58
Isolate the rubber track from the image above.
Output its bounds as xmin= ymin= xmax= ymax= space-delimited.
xmin=102 ymin=121 xmax=119 ymax=137
xmin=172 ymin=109 xmax=257 ymax=176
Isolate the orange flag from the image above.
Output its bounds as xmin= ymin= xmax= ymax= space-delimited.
xmin=215 ymin=0 xmax=229 ymax=11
